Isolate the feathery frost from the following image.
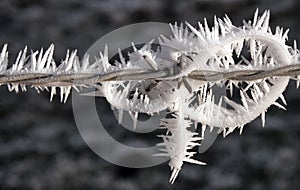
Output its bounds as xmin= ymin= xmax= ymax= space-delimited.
xmin=0 ymin=9 xmax=299 ymax=183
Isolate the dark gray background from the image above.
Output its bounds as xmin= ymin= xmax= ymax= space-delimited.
xmin=0 ymin=0 xmax=299 ymax=189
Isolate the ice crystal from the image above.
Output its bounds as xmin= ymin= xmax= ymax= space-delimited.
xmin=0 ymin=9 xmax=299 ymax=183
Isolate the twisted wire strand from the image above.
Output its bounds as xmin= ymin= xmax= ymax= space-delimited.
xmin=1 ymin=63 xmax=300 ymax=87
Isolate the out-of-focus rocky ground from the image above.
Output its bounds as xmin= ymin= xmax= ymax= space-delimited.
xmin=0 ymin=0 xmax=299 ymax=189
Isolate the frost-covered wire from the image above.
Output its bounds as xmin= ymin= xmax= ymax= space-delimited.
xmin=1 ymin=9 xmax=300 ymax=183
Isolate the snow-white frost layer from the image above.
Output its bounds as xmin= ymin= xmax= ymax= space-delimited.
xmin=0 ymin=9 xmax=299 ymax=183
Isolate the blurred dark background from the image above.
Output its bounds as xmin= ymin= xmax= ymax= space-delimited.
xmin=0 ymin=0 xmax=299 ymax=189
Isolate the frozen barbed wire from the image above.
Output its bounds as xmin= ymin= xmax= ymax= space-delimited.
xmin=0 ymin=9 xmax=299 ymax=183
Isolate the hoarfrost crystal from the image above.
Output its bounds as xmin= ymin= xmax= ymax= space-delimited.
xmin=0 ymin=9 xmax=299 ymax=183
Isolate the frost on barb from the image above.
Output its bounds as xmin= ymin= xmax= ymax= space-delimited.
xmin=118 ymin=9 xmax=297 ymax=182
xmin=154 ymin=85 xmax=206 ymax=184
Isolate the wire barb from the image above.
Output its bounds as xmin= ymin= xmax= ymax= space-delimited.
xmin=1 ymin=63 xmax=300 ymax=86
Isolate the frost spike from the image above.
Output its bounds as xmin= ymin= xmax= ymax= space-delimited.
xmin=13 ymin=46 xmax=27 ymax=72
xmin=198 ymin=21 xmax=206 ymax=37
xmin=182 ymin=77 xmax=192 ymax=93
xmin=81 ymin=54 xmax=89 ymax=71
xmin=30 ymin=51 xmax=38 ymax=71
xmin=39 ymin=46 xmax=53 ymax=71
xmin=143 ymin=54 xmax=158 ymax=70
xmin=241 ymin=55 xmax=251 ymax=65
xmin=50 ymin=87 xmax=56 ymax=102
xmin=279 ymin=94 xmax=287 ymax=105
xmin=282 ymin=29 xmax=289 ymax=41
xmin=46 ymin=44 xmax=54 ymax=70
xmin=223 ymin=96 xmax=245 ymax=112
xmin=243 ymin=82 xmax=253 ymax=92
xmin=118 ymin=110 xmax=123 ymax=124
xmin=12 ymin=51 xmax=20 ymax=71
xmin=65 ymin=50 xmax=77 ymax=71
xmin=224 ymin=14 xmax=232 ymax=28
xmin=256 ymin=10 xmax=268 ymax=29
xmin=213 ymin=16 xmax=219 ymax=40
xmin=261 ymin=111 xmax=266 ymax=127
xmin=261 ymin=10 xmax=270 ymax=32
xmin=239 ymin=125 xmax=244 ymax=135
xmin=229 ymin=81 xmax=233 ymax=97
xmin=201 ymin=124 xmax=206 ymax=138
xmin=261 ymin=80 xmax=270 ymax=93
xmin=292 ymin=40 xmax=298 ymax=57
xmin=37 ymin=47 xmax=44 ymax=70
xmin=131 ymin=42 xmax=138 ymax=52
xmin=0 ymin=44 xmax=7 ymax=61
xmin=253 ymin=83 xmax=263 ymax=98
xmin=183 ymin=158 xmax=206 ymax=165
xmin=223 ymin=128 xmax=226 ymax=138
xmin=63 ymin=86 xmax=71 ymax=103
xmin=240 ymin=90 xmax=249 ymax=111
xmin=185 ymin=22 xmax=205 ymax=42
xmin=133 ymin=88 xmax=139 ymax=101
xmin=250 ymin=39 xmax=256 ymax=60
xmin=218 ymin=18 xmax=226 ymax=36
xmin=130 ymin=112 xmax=138 ymax=130
xmin=251 ymin=90 xmax=258 ymax=103
xmin=170 ymin=168 xmax=180 ymax=184
xmin=272 ymin=102 xmax=286 ymax=110
xmin=204 ymin=18 xmax=210 ymax=39
xmin=253 ymin=9 xmax=259 ymax=27
xmin=60 ymin=87 xmax=64 ymax=102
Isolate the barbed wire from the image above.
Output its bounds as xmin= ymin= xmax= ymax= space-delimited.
xmin=1 ymin=63 xmax=300 ymax=88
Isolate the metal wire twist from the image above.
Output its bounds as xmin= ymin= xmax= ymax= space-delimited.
xmin=1 ymin=62 xmax=300 ymax=88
